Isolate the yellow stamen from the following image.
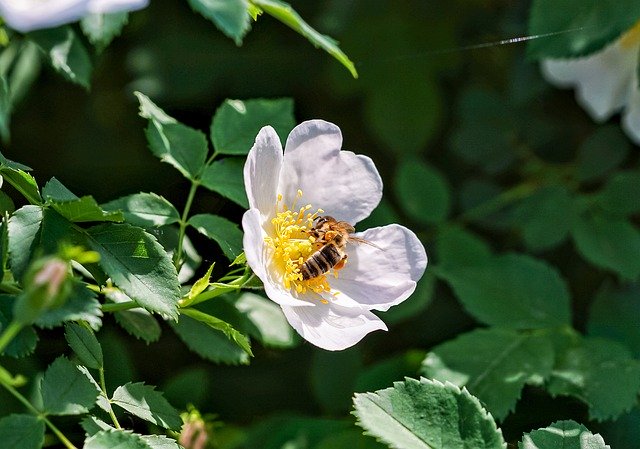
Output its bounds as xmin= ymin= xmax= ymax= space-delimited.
xmin=620 ymin=20 xmax=640 ymax=49
xmin=264 ymin=191 xmax=333 ymax=296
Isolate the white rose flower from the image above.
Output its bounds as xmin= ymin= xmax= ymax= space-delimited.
xmin=541 ymin=22 xmax=640 ymax=144
xmin=242 ymin=119 xmax=428 ymax=351
xmin=0 ymin=0 xmax=149 ymax=33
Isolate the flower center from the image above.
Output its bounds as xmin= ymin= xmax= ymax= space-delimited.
xmin=264 ymin=191 xmax=333 ymax=297
xmin=620 ymin=20 xmax=640 ymax=49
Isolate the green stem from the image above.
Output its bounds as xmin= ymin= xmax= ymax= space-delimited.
xmin=0 ymin=282 xmax=22 ymax=294
xmin=458 ymin=182 xmax=539 ymax=223
xmin=0 ymin=321 xmax=23 ymax=354
xmin=183 ymin=271 xmax=252 ymax=307
xmin=174 ymin=180 xmax=200 ymax=269
xmin=0 ymin=374 xmax=77 ymax=449
xmin=101 ymin=301 xmax=138 ymax=313
xmin=99 ymin=367 xmax=121 ymax=429
xmin=205 ymin=150 xmax=219 ymax=166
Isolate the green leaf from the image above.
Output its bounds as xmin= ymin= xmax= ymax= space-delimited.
xmin=7 ymin=205 xmax=43 ymax=280
xmin=232 ymin=292 xmax=297 ymax=348
xmin=435 ymin=226 xmax=492 ymax=269
xmin=49 ymin=196 xmax=124 ymax=223
xmin=511 ymin=185 xmax=575 ymax=252
xmin=180 ymin=307 xmax=253 ymax=356
xmin=0 ymin=165 xmax=41 ymax=205
xmin=87 ymin=223 xmax=181 ymax=319
xmin=41 ymin=356 xmax=99 ymax=415
xmin=135 ymin=92 xmax=209 ymax=180
xmin=42 ymin=177 xmax=78 ymax=201
xmin=252 ymin=0 xmax=358 ymax=78
xmin=64 ymin=322 xmax=103 ymax=370
xmin=437 ymin=253 xmax=572 ymax=329
xmin=80 ymin=416 xmax=115 ymax=437
xmin=0 ymin=152 xmax=31 ymax=171
xmin=171 ymin=312 xmax=250 ymax=365
xmin=527 ymin=0 xmax=640 ymax=58
xmin=211 ymin=98 xmax=295 ymax=155
xmin=587 ymin=282 xmax=640 ymax=358
xmin=0 ymin=414 xmax=45 ymax=449
xmin=187 ymin=0 xmax=250 ymax=45
xmin=353 ymin=377 xmax=507 ymax=449
xmin=0 ymin=74 xmax=10 ymax=142
xmin=85 ymin=429 xmax=181 ymax=449
xmin=395 ymin=157 xmax=451 ymax=224
xmin=571 ymin=212 xmax=640 ymax=280
xmin=29 ymin=26 xmax=92 ymax=87
xmin=200 ymin=157 xmax=248 ymax=207
xmin=316 ymin=430 xmax=387 ymax=449
xmin=80 ymin=12 xmax=129 ymax=51
xmin=111 ymin=382 xmax=182 ymax=430
xmin=595 ymin=170 xmax=640 ymax=215
xmin=102 ymin=192 xmax=180 ymax=228
xmin=576 ymin=126 xmax=630 ymax=182
xmin=520 ymin=420 xmax=610 ymax=449
xmin=35 ymin=280 xmax=102 ymax=330
xmin=547 ymin=337 xmax=640 ymax=421
xmin=421 ymin=328 xmax=555 ymax=421
xmin=0 ymin=296 xmax=38 ymax=358
xmin=106 ymin=290 xmax=161 ymax=344
xmin=188 ymin=213 xmax=243 ymax=260
xmin=239 ymin=416 xmax=351 ymax=449
xmin=186 ymin=262 xmax=215 ymax=300
xmin=162 ymin=367 xmax=211 ymax=408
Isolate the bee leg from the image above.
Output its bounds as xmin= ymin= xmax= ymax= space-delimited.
xmin=333 ymin=255 xmax=348 ymax=271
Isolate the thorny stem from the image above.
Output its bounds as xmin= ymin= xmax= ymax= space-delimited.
xmin=174 ymin=180 xmax=200 ymax=269
xmin=0 ymin=373 xmax=78 ymax=449
xmin=99 ymin=367 xmax=121 ymax=429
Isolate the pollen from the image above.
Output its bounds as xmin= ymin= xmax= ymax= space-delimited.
xmin=621 ymin=20 xmax=640 ymax=49
xmin=264 ymin=192 xmax=332 ymax=296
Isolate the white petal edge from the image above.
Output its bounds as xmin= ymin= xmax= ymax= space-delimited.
xmin=277 ymin=120 xmax=382 ymax=225
xmin=87 ymin=0 xmax=148 ymax=14
xmin=541 ymin=39 xmax=639 ymax=122
xmin=244 ymin=126 xmax=283 ymax=221
xmin=327 ymin=224 xmax=428 ymax=311
xmin=281 ymin=301 xmax=387 ymax=351
xmin=241 ymin=209 xmax=313 ymax=308
xmin=622 ymin=80 xmax=640 ymax=145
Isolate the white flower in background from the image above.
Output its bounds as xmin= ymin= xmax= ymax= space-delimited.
xmin=0 ymin=0 xmax=149 ymax=33
xmin=242 ymin=119 xmax=427 ymax=351
xmin=541 ymin=22 xmax=640 ymax=144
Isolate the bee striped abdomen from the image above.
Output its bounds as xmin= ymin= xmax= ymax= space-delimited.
xmin=301 ymin=243 xmax=343 ymax=280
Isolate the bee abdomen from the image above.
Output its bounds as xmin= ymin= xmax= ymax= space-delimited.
xmin=301 ymin=243 xmax=343 ymax=280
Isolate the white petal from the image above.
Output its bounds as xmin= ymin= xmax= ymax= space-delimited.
xmin=277 ymin=120 xmax=382 ymax=225
xmin=87 ymin=0 xmax=148 ymax=14
xmin=0 ymin=0 xmax=87 ymax=32
xmin=328 ymin=224 xmax=427 ymax=312
xmin=622 ymin=79 xmax=640 ymax=145
xmin=281 ymin=301 xmax=387 ymax=351
xmin=541 ymin=39 xmax=639 ymax=121
xmin=241 ymin=209 xmax=313 ymax=308
xmin=244 ymin=126 xmax=283 ymax=221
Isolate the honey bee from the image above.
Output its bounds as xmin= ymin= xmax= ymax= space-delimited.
xmin=301 ymin=216 xmax=378 ymax=280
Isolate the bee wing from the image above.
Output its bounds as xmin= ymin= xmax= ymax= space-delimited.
xmin=349 ymin=236 xmax=384 ymax=250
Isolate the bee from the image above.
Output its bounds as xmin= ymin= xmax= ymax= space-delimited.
xmin=300 ymin=216 xmax=378 ymax=280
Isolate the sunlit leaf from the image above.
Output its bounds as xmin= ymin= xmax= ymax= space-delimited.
xmin=520 ymin=420 xmax=610 ymax=449
xmin=188 ymin=0 xmax=250 ymax=44
xmin=102 ymin=192 xmax=180 ymax=228
xmin=111 ymin=382 xmax=182 ymax=430
xmin=64 ymin=322 xmax=103 ymax=370
xmin=41 ymin=356 xmax=100 ymax=415
xmin=188 ymin=213 xmax=243 ymax=260
xmin=81 ymin=12 xmax=129 ymax=51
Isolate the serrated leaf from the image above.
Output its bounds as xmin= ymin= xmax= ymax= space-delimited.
xmin=252 ymin=0 xmax=357 ymax=78
xmin=140 ymin=435 xmax=182 ymax=449
xmin=210 ymin=98 xmax=295 ymax=155
xmin=7 ymin=205 xmax=43 ymax=280
xmin=30 ymin=26 xmax=92 ymax=87
xmin=106 ymin=289 xmax=161 ymax=344
xmin=80 ymin=416 xmax=115 ymax=437
xmin=520 ymin=420 xmax=610 ymax=449
xmin=571 ymin=212 xmax=640 ymax=280
xmin=41 ymin=356 xmax=99 ymax=415
xmin=200 ymin=158 xmax=248 ymax=207
xmin=547 ymin=337 xmax=640 ymax=421
xmin=35 ymin=280 xmax=102 ymax=330
xmin=187 ymin=0 xmax=250 ymax=45
xmin=587 ymin=282 xmax=640 ymax=358
xmin=595 ymin=170 xmax=640 ymax=215
xmin=81 ymin=12 xmax=129 ymax=50
xmin=233 ymin=292 xmax=296 ymax=348
xmin=50 ymin=196 xmax=124 ymax=223
xmin=0 ymin=295 xmax=38 ymax=358
xmin=102 ymin=192 xmax=180 ymax=228
xmin=0 ymin=152 xmax=31 ymax=171
xmin=186 ymin=262 xmax=215 ymax=300
xmin=353 ymin=377 xmax=506 ymax=449
xmin=87 ymin=223 xmax=181 ymax=319
xmin=65 ymin=322 xmax=103 ymax=369
xmin=180 ymin=307 xmax=252 ymax=356
xmin=437 ymin=253 xmax=571 ymax=329
xmin=422 ymin=328 xmax=554 ymax=421
xmin=84 ymin=429 xmax=158 ymax=449
xmin=395 ymin=157 xmax=451 ymax=224
xmin=0 ymin=414 xmax=45 ymax=449
xmin=42 ymin=177 xmax=78 ymax=202
xmin=188 ymin=213 xmax=243 ymax=260
xmin=171 ymin=312 xmax=250 ymax=365
xmin=0 ymin=166 xmax=41 ymax=205
xmin=111 ymin=382 xmax=182 ymax=430
xmin=527 ymin=0 xmax=640 ymax=58
xmin=135 ymin=92 xmax=208 ymax=180
xmin=576 ymin=126 xmax=629 ymax=182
